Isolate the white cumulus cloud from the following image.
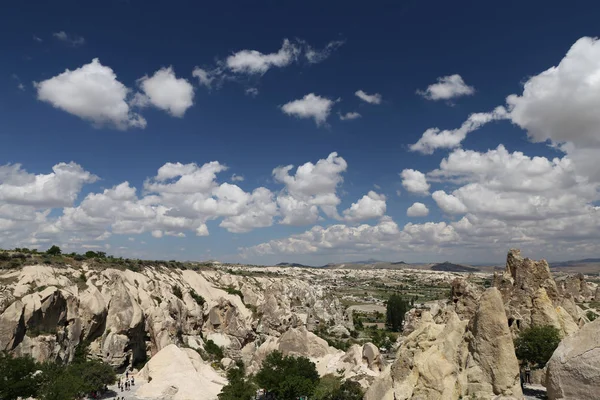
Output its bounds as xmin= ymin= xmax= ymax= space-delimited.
xmin=339 ymin=112 xmax=361 ymax=121
xmin=135 ymin=67 xmax=194 ymax=117
xmin=406 ymin=202 xmax=429 ymax=217
xmin=281 ymin=93 xmax=337 ymax=126
xmin=417 ymin=74 xmax=475 ymax=101
xmin=400 ymin=169 xmax=430 ymax=195
xmin=343 ymin=191 xmax=387 ymax=221
xmin=226 ymin=39 xmax=300 ymax=75
xmin=35 ymin=58 xmax=146 ymax=129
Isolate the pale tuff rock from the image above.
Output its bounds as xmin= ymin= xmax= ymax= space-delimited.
xmin=365 ymin=288 xmax=523 ymax=400
xmin=556 ymin=273 xmax=594 ymax=302
xmin=465 ymin=288 xmax=522 ymax=398
xmin=494 ymin=249 xmax=579 ymax=337
xmin=546 ymin=318 xmax=600 ymax=400
xmin=136 ymin=344 xmax=226 ymax=400
xmin=450 ymin=278 xmax=482 ymax=320
xmin=0 ymin=263 xmax=348 ymax=372
xmin=0 ymin=300 xmax=25 ymax=351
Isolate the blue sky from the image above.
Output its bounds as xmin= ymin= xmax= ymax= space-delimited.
xmin=1 ymin=0 xmax=600 ymax=265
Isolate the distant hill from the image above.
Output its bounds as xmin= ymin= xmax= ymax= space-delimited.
xmin=551 ymin=258 xmax=600 ymax=267
xmin=276 ymin=262 xmax=314 ymax=268
xmin=430 ymin=262 xmax=480 ymax=272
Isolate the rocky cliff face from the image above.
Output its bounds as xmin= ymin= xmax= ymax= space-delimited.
xmin=0 ymin=264 xmax=347 ymax=370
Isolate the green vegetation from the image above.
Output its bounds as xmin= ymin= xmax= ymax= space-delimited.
xmin=0 ymin=344 xmax=115 ymax=400
xmin=255 ymin=351 xmax=320 ymax=400
xmin=219 ymin=351 xmax=364 ymax=400
xmin=46 ymin=245 xmax=62 ymax=256
xmin=514 ymin=325 xmax=562 ymax=367
xmin=224 ymin=285 xmax=244 ymax=299
xmin=217 ymin=360 xmax=256 ymax=400
xmin=386 ymin=294 xmax=409 ymax=332
xmin=204 ymin=339 xmax=224 ymax=360
xmin=190 ymin=289 xmax=205 ymax=306
xmin=586 ymin=310 xmax=598 ymax=321
xmin=172 ymin=285 xmax=183 ymax=299
xmin=313 ymin=374 xmax=364 ymax=400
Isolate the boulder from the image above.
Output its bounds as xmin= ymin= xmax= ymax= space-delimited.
xmin=546 ymin=318 xmax=600 ymax=400
xmin=0 ymin=300 xmax=25 ymax=351
xmin=137 ymin=344 xmax=226 ymax=400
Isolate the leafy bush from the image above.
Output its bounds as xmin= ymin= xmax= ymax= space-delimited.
xmin=514 ymin=325 xmax=561 ymax=367
xmin=204 ymin=339 xmax=224 ymax=360
xmin=218 ymin=361 xmax=256 ymax=400
xmin=224 ymin=285 xmax=244 ymax=300
xmin=255 ymin=351 xmax=320 ymax=400
xmin=172 ymin=285 xmax=183 ymax=300
xmin=586 ymin=310 xmax=598 ymax=321
xmin=46 ymin=245 xmax=61 ymax=256
xmin=0 ymin=352 xmax=42 ymax=400
xmin=0 ymin=346 xmax=115 ymax=400
xmin=190 ymin=289 xmax=205 ymax=306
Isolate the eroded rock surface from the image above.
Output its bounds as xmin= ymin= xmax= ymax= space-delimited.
xmin=546 ymin=318 xmax=600 ymax=400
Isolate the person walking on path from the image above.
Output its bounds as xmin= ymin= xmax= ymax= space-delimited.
xmin=524 ymin=364 xmax=531 ymax=384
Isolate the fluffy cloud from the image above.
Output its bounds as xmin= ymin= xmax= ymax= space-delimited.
xmin=274 ymin=152 xmax=347 ymax=224
xmin=281 ymin=93 xmax=337 ymax=126
xmin=339 ymin=112 xmax=361 ymax=121
xmin=431 ymin=191 xmax=468 ymax=214
xmin=36 ymin=58 xmax=146 ymax=129
xmin=135 ymin=67 xmax=194 ymax=117
xmin=400 ymin=169 xmax=430 ymax=195
xmin=226 ymin=39 xmax=300 ymax=75
xmin=355 ymin=90 xmax=382 ymax=104
xmin=410 ymin=106 xmax=507 ymax=154
xmin=53 ymin=31 xmax=85 ymax=46
xmin=406 ymin=202 xmax=429 ymax=217
xmin=417 ymin=74 xmax=475 ymax=101
xmin=507 ymin=37 xmax=600 ymax=149
xmin=343 ymin=191 xmax=386 ymax=221
xmin=0 ymin=162 xmax=97 ymax=208
xmin=412 ymin=37 xmax=600 ymax=157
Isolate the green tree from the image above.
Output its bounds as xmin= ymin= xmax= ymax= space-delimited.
xmin=586 ymin=310 xmax=598 ymax=322
xmin=38 ymin=362 xmax=84 ymax=400
xmin=204 ymin=339 xmax=224 ymax=360
xmin=514 ymin=325 xmax=561 ymax=367
xmin=386 ymin=294 xmax=408 ymax=332
xmin=46 ymin=245 xmax=62 ymax=256
xmin=313 ymin=375 xmax=363 ymax=400
xmin=333 ymin=380 xmax=364 ymax=400
xmin=85 ymin=251 xmax=98 ymax=258
xmin=255 ymin=351 xmax=319 ymax=400
xmin=0 ymin=352 xmax=42 ymax=400
xmin=218 ymin=361 xmax=256 ymax=400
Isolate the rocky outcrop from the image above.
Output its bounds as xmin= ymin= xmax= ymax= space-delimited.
xmin=0 ymin=263 xmax=343 ymax=371
xmin=465 ymin=288 xmax=522 ymax=398
xmin=556 ymin=273 xmax=594 ymax=303
xmin=546 ymin=317 xmax=600 ymax=400
xmin=136 ymin=344 xmax=226 ymax=400
xmin=365 ymin=288 xmax=523 ymax=400
xmin=450 ymin=278 xmax=482 ymax=320
xmin=494 ymin=249 xmax=579 ymax=337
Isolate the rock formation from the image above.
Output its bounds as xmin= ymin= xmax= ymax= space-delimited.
xmin=545 ymin=317 xmax=600 ymax=400
xmin=494 ymin=249 xmax=581 ymax=336
xmin=0 ymin=264 xmax=346 ymax=370
xmin=136 ymin=344 xmax=227 ymax=400
xmin=365 ymin=288 xmax=523 ymax=400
